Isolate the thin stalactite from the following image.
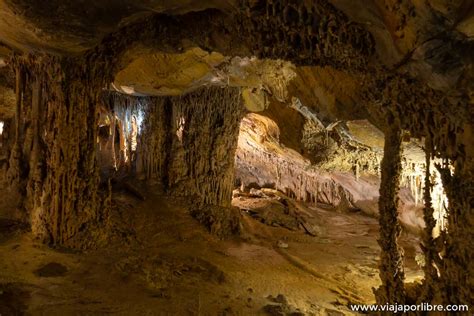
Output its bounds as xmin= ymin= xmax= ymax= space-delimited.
xmin=420 ymin=135 xmax=440 ymax=302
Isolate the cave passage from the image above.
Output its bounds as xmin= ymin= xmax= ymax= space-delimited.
xmin=0 ymin=0 xmax=472 ymax=314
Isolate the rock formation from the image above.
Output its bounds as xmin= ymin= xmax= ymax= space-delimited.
xmin=0 ymin=0 xmax=472 ymax=309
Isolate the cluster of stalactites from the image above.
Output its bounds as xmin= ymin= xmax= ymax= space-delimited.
xmin=97 ymin=92 xmax=148 ymax=173
xmin=365 ymin=71 xmax=473 ymax=305
xmin=238 ymin=0 xmax=374 ymax=69
xmin=400 ymin=157 xmax=449 ymax=237
xmin=235 ymin=116 xmax=357 ymax=209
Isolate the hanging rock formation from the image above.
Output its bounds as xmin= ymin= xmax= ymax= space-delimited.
xmin=0 ymin=0 xmax=472 ymax=307
xmin=238 ymin=0 xmax=375 ymax=68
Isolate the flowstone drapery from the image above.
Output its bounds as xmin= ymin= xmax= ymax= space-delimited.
xmin=137 ymin=87 xmax=245 ymax=208
xmin=134 ymin=87 xmax=245 ymax=237
xmin=7 ymin=55 xmax=108 ymax=247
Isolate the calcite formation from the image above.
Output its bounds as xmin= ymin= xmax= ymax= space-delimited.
xmin=137 ymin=87 xmax=245 ymax=208
xmin=364 ymin=72 xmax=474 ymax=306
xmin=237 ymin=113 xmax=367 ymax=208
xmin=375 ymin=119 xmax=405 ymax=305
xmin=6 ymin=55 xmax=107 ymax=247
xmin=0 ymin=0 xmax=472 ymax=308
xmin=238 ymin=0 xmax=375 ymax=69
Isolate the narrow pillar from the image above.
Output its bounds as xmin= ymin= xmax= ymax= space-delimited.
xmin=375 ymin=117 xmax=406 ymax=304
xmin=137 ymin=97 xmax=172 ymax=183
xmin=6 ymin=66 xmax=24 ymax=187
xmin=421 ymin=138 xmax=439 ymax=300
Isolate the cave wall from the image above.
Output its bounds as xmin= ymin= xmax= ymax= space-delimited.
xmin=0 ymin=0 xmax=471 ymax=304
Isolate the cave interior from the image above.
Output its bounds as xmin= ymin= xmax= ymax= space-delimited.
xmin=0 ymin=0 xmax=473 ymax=314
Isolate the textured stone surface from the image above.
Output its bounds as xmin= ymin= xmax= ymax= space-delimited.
xmin=0 ymin=0 xmax=472 ymax=306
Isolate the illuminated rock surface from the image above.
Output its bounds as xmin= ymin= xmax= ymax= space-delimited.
xmin=0 ymin=0 xmax=472 ymax=313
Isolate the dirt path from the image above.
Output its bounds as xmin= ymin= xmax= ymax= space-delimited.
xmin=0 ymin=191 xmax=423 ymax=315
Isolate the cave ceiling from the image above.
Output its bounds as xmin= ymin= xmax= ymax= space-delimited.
xmin=0 ymin=0 xmax=472 ymax=149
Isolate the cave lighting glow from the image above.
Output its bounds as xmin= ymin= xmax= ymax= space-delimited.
xmin=403 ymin=160 xmax=449 ymax=238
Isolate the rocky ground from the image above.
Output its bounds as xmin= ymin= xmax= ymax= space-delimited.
xmin=0 ymin=187 xmax=423 ymax=315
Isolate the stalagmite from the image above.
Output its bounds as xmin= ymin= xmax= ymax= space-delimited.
xmin=375 ymin=117 xmax=405 ymax=304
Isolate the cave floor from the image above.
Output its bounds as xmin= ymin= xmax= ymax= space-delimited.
xmin=0 ymin=189 xmax=422 ymax=315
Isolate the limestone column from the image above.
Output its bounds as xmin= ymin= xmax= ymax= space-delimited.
xmin=375 ymin=115 xmax=406 ymax=304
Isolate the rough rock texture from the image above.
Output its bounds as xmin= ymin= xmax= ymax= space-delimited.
xmin=136 ymin=97 xmax=172 ymax=184
xmin=239 ymin=0 xmax=374 ymax=69
xmin=5 ymin=55 xmax=107 ymax=247
xmin=236 ymin=113 xmax=356 ymax=208
xmin=137 ymin=87 xmax=245 ymax=208
xmin=374 ymin=121 xmax=405 ymax=304
xmin=364 ymin=72 xmax=474 ymax=306
xmin=235 ymin=113 xmax=424 ymax=236
xmin=114 ymin=49 xmax=296 ymax=112
xmin=0 ymin=0 xmax=237 ymax=54
xmin=435 ymin=159 xmax=474 ymax=306
xmin=0 ymin=0 xmax=472 ymax=306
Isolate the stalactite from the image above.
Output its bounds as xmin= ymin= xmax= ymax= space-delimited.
xmin=238 ymin=0 xmax=374 ymax=69
xmin=374 ymin=117 xmax=406 ymax=304
xmin=106 ymin=92 xmax=147 ymax=170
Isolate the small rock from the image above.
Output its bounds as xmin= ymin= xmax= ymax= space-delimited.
xmin=33 ymin=262 xmax=68 ymax=277
xmin=263 ymin=304 xmax=285 ymax=316
xmin=249 ymin=188 xmax=265 ymax=198
xmin=267 ymin=294 xmax=288 ymax=304
xmin=275 ymin=294 xmax=288 ymax=304
xmin=277 ymin=240 xmax=289 ymax=248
